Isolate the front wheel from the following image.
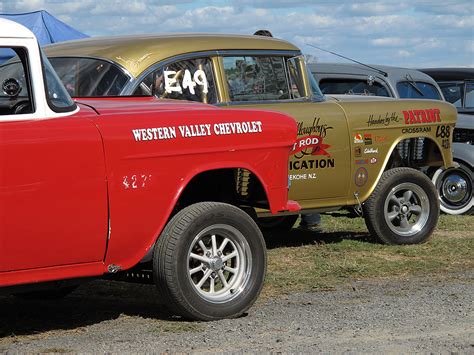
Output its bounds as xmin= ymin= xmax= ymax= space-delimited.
xmin=432 ymin=163 xmax=473 ymax=215
xmin=363 ymin=168 xmax=439 ymax=245
xmin=153 ymin=202 xmax=266 ymax=321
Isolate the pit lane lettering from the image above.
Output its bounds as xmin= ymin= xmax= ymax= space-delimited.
xmin=132 ymin=121 xmax=263 ymax=141
xmin=366 ymin=112 xmax=400 ymax=127
xmin=289 ymin=158 xmax=335 ymax=170
xmin=164 ymin=69 xmax=208 ymax=95
xmin=403 ymin=108 xmax=441 ymax=125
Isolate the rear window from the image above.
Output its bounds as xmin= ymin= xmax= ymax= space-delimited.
xmin=397 ymin=81 xmax=442 ymax=100
xmin=318 ymin=78 xmax=390 ymax=97
xmin=49 ymin=57 xmax=130 ymax=97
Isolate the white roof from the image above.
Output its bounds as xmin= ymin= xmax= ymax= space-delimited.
xmin=0 ymin=17 xmax=35 ymax=39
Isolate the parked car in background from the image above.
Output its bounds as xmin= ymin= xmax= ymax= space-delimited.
xmin=420 ymin=68 xmax=474 ymax=116
xmin=311 ymin=63 xmax=473 ymax=215
xmin=43 ymin=35 xmax=459 ymax=245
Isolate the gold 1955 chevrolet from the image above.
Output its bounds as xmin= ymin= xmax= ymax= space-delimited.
xmin=44 ymin=33 xmax=457 ymax=245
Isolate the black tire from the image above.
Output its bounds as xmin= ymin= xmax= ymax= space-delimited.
xmin=363 ymin=167 xmax=439 ymax=245
xmin=153 ymin=202 xmax=266 ymax=321
xmin=13 ymin=285 xmax=78 ymax=300
xmin=431 ymin=163 xmax=473 ymax=215
xmin=257 ymin=215 xmax=298 ymax=232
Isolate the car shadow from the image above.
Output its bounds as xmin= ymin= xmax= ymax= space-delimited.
xmin=0 ymin=280 xmax=177 ymax=339
xmin=264 ymin=229 xmax=374 ymax=249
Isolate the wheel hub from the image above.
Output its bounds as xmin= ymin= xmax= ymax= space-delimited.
xmin=401 ymin=205 xmax=409 ymax=214
xmin=443 ymin=175 xmax=468 ymax=203
xmin=209 ymin=257 xmax=224 ymax=271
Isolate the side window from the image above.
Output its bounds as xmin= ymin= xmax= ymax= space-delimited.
xmin=464 ymin=82 xmax=474 ymax=109
xmin=49 ymin=57 xmax=130 ymax=97
xmin=287 ymin=57 xmax=305 ymax=99
xmin=223 ymin=56 xmax=290 ymax=101
xmin=438 ymin=82 xmax=463 ymax=107
xmin=0 ymin=47 xmax=34 ymax=115
xmin=319 ymin=79 xmax=390 ymax=97
xmin=397 ymin=81 xmax=442 ymax=100
xmin=135 ymin=57 xmax=217 ymax=104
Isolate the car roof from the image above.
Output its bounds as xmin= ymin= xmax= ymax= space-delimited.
xmin=0 ymin=18 xmax=35 ymax=39
xmin=310 ymin=62 xmax=436 ymax=83
xmin=44 ymin=33 xmax=300 ymax=78
xmin=419 ymin=68 xmax=474 ymax=81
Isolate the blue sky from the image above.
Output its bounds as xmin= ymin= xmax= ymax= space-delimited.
xmin=1 ymin=0 xmax=473 ymax=67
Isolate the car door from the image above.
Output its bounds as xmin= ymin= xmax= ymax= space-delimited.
xmin=0 ymin=47 xmax=108 ymax=272
xmin=217 ymin=53 xmax=350 ymax=204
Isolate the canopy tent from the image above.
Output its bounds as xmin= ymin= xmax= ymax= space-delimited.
xmin=0 ymin=10 xmax=88 ymax=62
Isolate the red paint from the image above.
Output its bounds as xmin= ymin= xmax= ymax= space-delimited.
xmin=402 ymin=108 xmax=441 ymax=124
xmin=0 ymin=98 xmax=298 ymax=287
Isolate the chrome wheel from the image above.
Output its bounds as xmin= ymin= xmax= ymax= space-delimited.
xmin=432 ymin=166 xmax=473 ymax=215
xmin=187 ymin=224 xmax=251 ymax=304
xmin=384 ymin=182 xmax=430 ymax=237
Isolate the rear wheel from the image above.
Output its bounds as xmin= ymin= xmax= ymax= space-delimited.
xmin=432 ymin=163 xmax=473 ymax=215
xmin=363 ymin=168 xmax=439 ymax=245
xmin=153 ymin=202 xmax=266 ymax=321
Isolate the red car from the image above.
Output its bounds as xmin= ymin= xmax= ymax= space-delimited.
xmin=0 ymin=18 xmax=299 ymax=320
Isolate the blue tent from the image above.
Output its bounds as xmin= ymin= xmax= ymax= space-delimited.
xmin=0 ymin=10 xmax=88 ymax=62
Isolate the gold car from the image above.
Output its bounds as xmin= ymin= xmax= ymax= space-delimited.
xmin=45 ymin=34 xmax=457 ymax=244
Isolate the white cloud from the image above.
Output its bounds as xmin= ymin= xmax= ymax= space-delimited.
xmin=1 ymin=0 xmax=472 ymax=66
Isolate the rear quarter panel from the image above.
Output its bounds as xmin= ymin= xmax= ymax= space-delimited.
xmin=333 ymin=98 xmax=457 ymax=203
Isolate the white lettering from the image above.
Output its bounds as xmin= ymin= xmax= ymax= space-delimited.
xmin=194 ymin=70 xmax=208 ymax=94
xmin=182 ymin=69 xmax=197 ymax=95
xmin=164 ymin=70 xmax=182 ymax=94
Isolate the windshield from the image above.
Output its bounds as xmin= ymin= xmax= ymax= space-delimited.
xmin=40 ymin=49 xmax=76 ymax=112
xmin=396 ymin=81 xmax=442 ymax=100
xmin=49 ymin=57 xmax=130 ymax=97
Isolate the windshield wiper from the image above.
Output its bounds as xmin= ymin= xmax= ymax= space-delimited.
xmin=405 ymin=74 xmax=424 ymax=96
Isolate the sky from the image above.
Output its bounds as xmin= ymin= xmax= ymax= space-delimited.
xmin=1 ymin=0 xmax=473 ymax=67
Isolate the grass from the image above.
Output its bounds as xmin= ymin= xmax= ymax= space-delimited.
xmin=263 ymin=212 xmax=474 ymax=297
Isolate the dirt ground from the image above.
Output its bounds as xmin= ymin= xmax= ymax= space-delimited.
xmin=0 ymin=270 xmax=472 ymax=353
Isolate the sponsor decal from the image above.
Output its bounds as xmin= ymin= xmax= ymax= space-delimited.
xmin=132 ymin=121 xmax=263 ymax=141
xmin=354 ymin=167 xmax=368 ymax=187
xmin=402 ymin=108 xmax=441 ymax=125
xmin=364 ymin=148 xmax=378 ymax=154
xmin=375 ymin=135 xmax=388 ymax=143
xmin=366 ymin=112 xmax=400 ymax=127
xmin=354 ymin=146 xmax=362 ymax=157
xmin=435 ymin=125 xmax=451 ymax=138
xmin=355 ymin=159 xmax=368 ymax=165
xmin=164 ymin=69 xmax=208 ymax=95
xmin=289 ymin=158 xmax=335 ymax=171
xmin=354 ymin=133 xmax=364 ymax=144
xmin=289 ymin=173 xmax=317 ymax=181
xmin=402 ymin=126 xmax=431 ymax=134
xmin=297 ymin=117 xmax=333 ymax=137
xmin=291 ymin=136 xmax=331 ymax=157
xmin=364 ymin=133 xmax=373 ymax=145
xmin=370 ymin=157 xmax=377 ymax=164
